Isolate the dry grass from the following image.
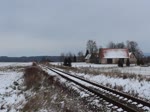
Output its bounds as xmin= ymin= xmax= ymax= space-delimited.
xmin=22 ymin=82 xmax=98 ymax=112
xmin=47 ymin=64 xmax=150 ymax=100
xmin=52 ymin=64 xmax=149 ymax=82
xmin=22 ymin=63 xmax=106 ymax=112
xmin=24 ymin=66 xmax=43 ymax=90
xmin=23 ymin=64 xmax=55 ymax=90
xmin=113 ymin=84 xmax=124 ymax=91
xmin=0 ymin=66 xmax=27 ymax=72
xmin=127 ymin=90 xmax=139 ymax=97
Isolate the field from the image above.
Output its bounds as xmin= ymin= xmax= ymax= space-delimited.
xmin=0 ymin=62 xmax=149 ymax=111
xmin=53 ymin=62 xmax=150 ymax=76
xmin=0 ymin=62 xmax=32 ymax=112
xmin=51 ymin=62 xmax=150 ymax=100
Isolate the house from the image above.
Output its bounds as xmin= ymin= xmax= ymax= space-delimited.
xmin=99 ymin=48 xmax=130 ymax=64
xmin=85 ymin=48 xmax=137 ymax=64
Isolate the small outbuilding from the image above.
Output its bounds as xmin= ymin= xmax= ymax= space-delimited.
xmin=129 ymin=52 xmax=137 ymax=64
xmin=85 ymin=53 xmax=99 ymax=63
xmin=85 ymin=54 xmax=92 ymax=63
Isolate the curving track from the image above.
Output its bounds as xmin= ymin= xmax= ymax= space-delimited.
xmin=45 ymin=65 xmax=150 ymax=112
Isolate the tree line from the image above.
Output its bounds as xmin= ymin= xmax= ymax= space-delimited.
xmin=86 ymin=40 xmax=143 ymax=59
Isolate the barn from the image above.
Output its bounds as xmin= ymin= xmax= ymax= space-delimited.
xmin=99 ymin=48 xmax=130 ymax=64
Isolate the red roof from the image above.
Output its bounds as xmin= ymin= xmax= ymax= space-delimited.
xmin=100 ymin=48 xmax=129 ymax=59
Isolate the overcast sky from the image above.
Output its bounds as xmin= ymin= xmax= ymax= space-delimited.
xmin=0 ymin=0 xmax=150 ymax=56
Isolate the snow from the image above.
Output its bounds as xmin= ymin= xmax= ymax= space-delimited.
xmin=129 ymin=52 xmax=132 ymax=56
xmin=65 ymin=68 xmax=150 ymax=100
xmin=41 ymin=66 xmax=97 ymax=106
xmin=0 ymin=62 xmax=32 ymax=67
xmin=0 ymin=71 xmax=26 ymax=112
xmin=85 ymin=54 xmax=91 ymax=60
xmin=116 ymin=66 xmax=150 ymax=76
xmin=38 ymin=109 xmax=49 ymax=112
xmin=52 ymin=62 xmax=150 ymax=76
xmin=72 ymin=63 xmax=118 ymax=68
xmin=50 ymin=63 xmax=150 ymax=100
xmin=83 ymin=74 xmax=150 ymax=100
xmin=51 ymin=62 xmax=118 ymax=68
xmin=51 ymin=69 xmax=96 ymax=88
xmin=0 ymin=63 xmax=32 ymax=112
xmin=0 ymin=72 xmax=21 ymax=91
xmin=42 ymin=64 xmax=150 ymax=111
xmin=103 ymin=49 xmax=129 ymax=59
xmin=71 ymin=63 xmax=150 ymax=100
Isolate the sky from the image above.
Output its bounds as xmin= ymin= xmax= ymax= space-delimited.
xmin=0 ymin=0 xmax=150 ymax=56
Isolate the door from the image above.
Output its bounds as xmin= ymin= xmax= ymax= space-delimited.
xmin=107 ymin=59 xmax=112 ymax=64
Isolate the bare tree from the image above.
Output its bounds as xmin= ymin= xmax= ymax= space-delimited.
xmin=107 ymin=41 xmax=125 ymax=49
xmin=78 ymin=51 xmax=84 ymax=62
xmin=67 ymin=52 xmax=73 ymax=58
xmin=126 ymin=41 xmax=138 ymax=52
xmin=107 ymin=40 xmax=143 ymax=59
xmin=107 ymin=41 xmax=116 ymax=48
xmin=116 ymin=42 xmax=125 ymax=48
xmin=60 ymin=53 xmax=65 ymax=62
xmin=73 ymin=55 xmax=77 ymax=62
xmin=86 ymin=40 xmax=98 ymax=54
xmin=126 ymin=40 xmax=143 ymax=58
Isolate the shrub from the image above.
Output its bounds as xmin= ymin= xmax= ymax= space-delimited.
xmin=126 ymin=59 xmax=130 ymax=67
xmin=137 ymin=59 xmax=144 ymax=65
xmin=32 ymin=62 xmax=37 ymax=66
xmin=63 ymin=57 xmax=72 ymax=67
xmin=114 ymin=84 xmax=124 ymax=91
xmin=118 ymin=59 xmax=123 ymax=67
xmin=24 ymin=66 xmax=43 ymax=89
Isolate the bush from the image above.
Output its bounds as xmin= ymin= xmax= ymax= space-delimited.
xmin=126 ymin=59 xmax=130 ymax=67
xmin=24 ymin=66 xmax=43 ymax=89
xmin=63 ymin=57 xmax=72 ymax=67
xmin=137 ymin=59 xmax=144 ymax=65
xmin=137 ymin=59 xmax=140 ymax=65
xmin=118 ymin=59 xmax=123 ymax=67
xmin=32 ymin=62 xmax=37 ymax=66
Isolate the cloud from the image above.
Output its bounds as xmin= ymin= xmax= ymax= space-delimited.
xmin=0 ymin=0 xmax=150 ymax=56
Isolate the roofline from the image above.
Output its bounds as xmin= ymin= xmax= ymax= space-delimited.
xmin=99 ymin=48 xmax=129 ymax=59
xmin=100 ymin=48 xmax=128 ymax=50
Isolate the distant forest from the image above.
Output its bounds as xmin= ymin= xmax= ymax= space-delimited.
xmin=0 ymin=56 xmax=61 ymax=62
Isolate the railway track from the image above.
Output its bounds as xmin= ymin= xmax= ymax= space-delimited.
xmin=45 ymin=66 xmax=150 ymax=112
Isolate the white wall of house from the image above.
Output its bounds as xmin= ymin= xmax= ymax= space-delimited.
xmin=101 ymin=58 xmax=130 ymax=64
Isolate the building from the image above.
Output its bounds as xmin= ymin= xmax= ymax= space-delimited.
xmin=99 ymin=48 xmax=130 ymax=64
xmin=85 ymin=48 xmax=137 ymax=64
xmin=85 ymin=54 xmax=91 ymax=63
xmin=85 ymin=53 xmax=99 ymax=63
xmin=129 ymin=52 xmax=137 ymax=64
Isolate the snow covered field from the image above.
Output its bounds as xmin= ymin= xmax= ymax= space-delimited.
xmin=0 ymin=62 xmax=149 ymax=111
xmin=73 ymin=72 xmax=150 ymax=100
xmin=0 ymin=62 xmax=31 ymax=112
xmin=51 ymin=62 xmax=150 ymax=76
xmin=0 ymin=71 xmax=25 ymax=111
xmin=0 ymin=62 xmax=32 ymax=67
xmin=51 ymin=62 xmax=117 ymax=68
xmin=51 ymin=62 xmax=150 ymax=101
xmin=45 ymin=63 xmax=150 ymax=111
